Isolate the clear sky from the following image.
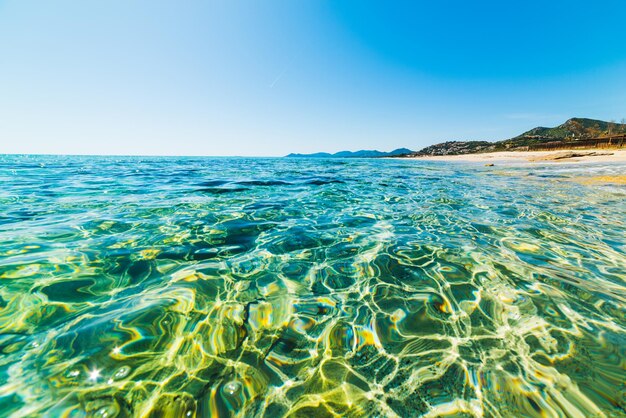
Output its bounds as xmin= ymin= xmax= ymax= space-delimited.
xmin=1 ymin=1 xmax=626 ymax=156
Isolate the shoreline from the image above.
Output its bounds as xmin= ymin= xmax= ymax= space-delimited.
xmin=404 ymin=149 xmax=626 ymax=164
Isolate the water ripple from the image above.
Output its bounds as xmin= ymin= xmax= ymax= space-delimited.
xmin=0 ymin=155 xmax=624 ymax=417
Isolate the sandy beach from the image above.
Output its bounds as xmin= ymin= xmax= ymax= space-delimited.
xmin=408 ymin=149 xmax=626 ymax=164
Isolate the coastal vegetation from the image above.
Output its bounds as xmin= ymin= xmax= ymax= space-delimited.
xmin=412 ymin=117 xmax=626 ymax=156
xmin=286 ymin=118 xmax=626 ymax=158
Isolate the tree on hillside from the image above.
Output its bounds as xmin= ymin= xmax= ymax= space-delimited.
xmin=568 ymin=119 xmax=583 ymax=139
xmin=608 ymin=120 xmax=615 ymax=135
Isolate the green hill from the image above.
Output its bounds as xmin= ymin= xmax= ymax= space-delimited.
xmin=414 ymin=118 xmax=626 ymax=156
xmin=510 ymin=117 xmax=625 ymax=141
xmin=286 ymin=118 xmax=626 ymax=158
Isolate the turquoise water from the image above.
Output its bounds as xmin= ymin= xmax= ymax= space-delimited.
xmin=0 ymin=155 xmax=625 ymax=417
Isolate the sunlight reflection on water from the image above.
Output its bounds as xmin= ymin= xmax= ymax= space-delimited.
xmin=0 ymin=155 xmax=624 ymax=417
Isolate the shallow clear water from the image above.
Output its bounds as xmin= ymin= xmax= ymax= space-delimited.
xmin=0 ymin=155 xmax=625 ymax=418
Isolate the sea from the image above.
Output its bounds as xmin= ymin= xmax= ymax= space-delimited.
xmin=0 ymin=155 xmax=624 ymax=417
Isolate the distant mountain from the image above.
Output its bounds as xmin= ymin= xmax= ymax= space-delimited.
xmin=285 ymin=148 xmax=413 ymax=158
xmin=286 ymin=118 xmax=625 ymax=158
xmin=411 ymin=118 xmax=626 ymax=156
xmin=285 ymin=152 xmax=334 ymax=158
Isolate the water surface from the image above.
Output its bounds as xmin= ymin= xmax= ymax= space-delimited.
xmin=0 ymin=155 xmax=625 ymax=417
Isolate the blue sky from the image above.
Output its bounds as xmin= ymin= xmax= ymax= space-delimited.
xmin=1 ymin=1 xmax=625 ymax=156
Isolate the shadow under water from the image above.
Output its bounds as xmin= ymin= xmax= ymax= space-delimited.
xmin=0 ymin=155 xmax=624 ymax=417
